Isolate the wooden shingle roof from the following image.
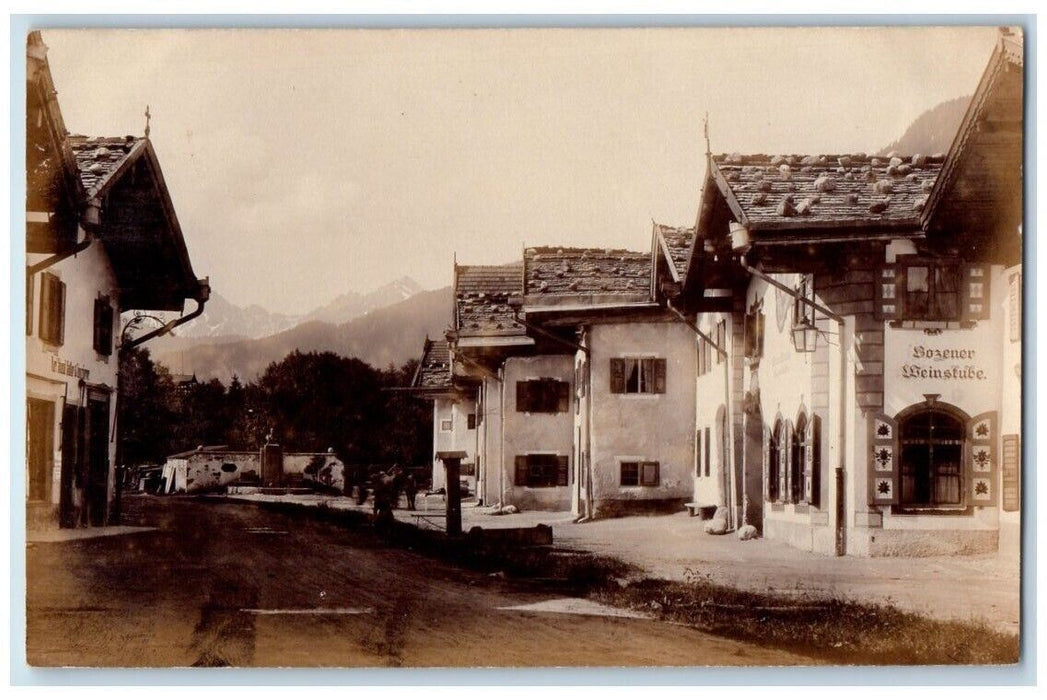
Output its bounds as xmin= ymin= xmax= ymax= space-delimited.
xmin=413 ymin=338 xmax=453 ymax=389
xmin=68 ymin=135 xmax=147 ymax=198
xmin=654 ymin=223 xmax=695 ymax=282
xmin=524 ymin=246 xmax=651 ymax=301
xmin=454 ymin=263 xmax=526 ymax=338
xmin=710 ymin=152 xmax=946 ymax=232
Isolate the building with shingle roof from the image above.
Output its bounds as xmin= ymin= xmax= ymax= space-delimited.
xmin=670 ymin=28 xmax=1024 ymax=557
xmin=25 ymin=31 xmax=209 ymax=531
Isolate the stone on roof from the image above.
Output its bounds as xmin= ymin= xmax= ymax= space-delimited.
xmin=455 ymin=263 xmax=526 ymax=338
xmin=415 ymin=339 xmax=453 ymax=389
xmin=524 ymin=246 xmax=651 ymax=299
xmin=67 ymin=135 xmax=144 ymax=197
xmin=711 ymin=152 xmax=946 ymax=230
xmin=654 ymin=223 xmax=695 ymax=281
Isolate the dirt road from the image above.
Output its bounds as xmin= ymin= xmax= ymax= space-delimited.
xmin=26 ymin=496 xmax=816 ymax=668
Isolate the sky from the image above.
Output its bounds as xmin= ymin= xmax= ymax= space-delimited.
xmin=42 ymin=26 xmax=1003 ymax=315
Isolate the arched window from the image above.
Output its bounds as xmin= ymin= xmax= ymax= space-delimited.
xmin=768 ymin=419 xmax=782 ymax=502
xmin=899 ymin=407 xmax=965 ymax=506
xmin=792 ymin=414 xmax=808 ymax=504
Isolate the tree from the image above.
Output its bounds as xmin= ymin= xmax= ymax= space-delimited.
xmin=118 ymin=346 xmax=176 ymax=464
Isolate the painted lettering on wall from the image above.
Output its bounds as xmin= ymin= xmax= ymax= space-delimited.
xmin=50 ymin=355 xmax=89 ymax=380
xmin=900 ymin=345 xmax=986 ymax=381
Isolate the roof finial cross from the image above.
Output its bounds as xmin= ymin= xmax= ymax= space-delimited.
xmin=144 ymin=105 xmax=151 ymax=138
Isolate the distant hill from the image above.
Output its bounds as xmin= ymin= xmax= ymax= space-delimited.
xmin=154 ymin=286 xmax=453 ymax=383
xmin=878 ymin=95 xmax=971 ymax=157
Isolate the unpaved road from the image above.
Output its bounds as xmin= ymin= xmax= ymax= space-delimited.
xmin=26 ymin=496 xmax=817 ymax=668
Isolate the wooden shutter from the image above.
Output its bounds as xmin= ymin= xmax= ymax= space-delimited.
xmin=94 ymin=297 xmax=113 ymax=356
xmin=875 ymin=265 xmax=903 ymax=321
xmin=755 ymin=312 xmax=765 ymax=358
xmin=695 ymin=429 xmax=702 ymax=477
xmin=779 ymin=423 xmax=791 ymax=502
xmin=641 ymin=461 xmax=660 ymax=486
xmin=697 ymin=339 xmax=705 ymax=375
xmin=467 ymin=413 xmax=476 ymax=430
xmin=653 ymin=358 xmax=667 ymax=394
xmin=40 ymin=272 xmax=66 ymax=345
xmin=808 ymin=415 xmax=821 ymax=508
xmin=610 ymin=358 xmax=625 ymax=393
xmin=1001 ymin=434 xmax=1020 ymax=512
xmin=868 ymin=413 xmax=899 ymax=506
xmin=704 ymin=427 xmax=711 ymax=477
xmin=557 ymin=455 xmax=569 ymax=486
xmin=516 ymin=381 xmax=531 ymax=412
xmin=961 ymin=265 xmax=992 ymax=321
xmin=968 ymin=411 xmax=997 ymax=506
xmin=762 ymin=425 xmax=772 ymax=500
xmin=556 ymin=381 xmax=570 ymax=412
xmin=26 ymin=275 xmax=33 ymax=336
xmin=514 ymin=455 xmax=528 ymax=486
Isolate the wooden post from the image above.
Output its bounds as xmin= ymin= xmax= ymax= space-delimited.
xmin=436 ymin=451 xmax=467 ymax=537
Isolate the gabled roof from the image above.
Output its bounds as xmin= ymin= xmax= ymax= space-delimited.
xmin=709 ymin=152 xmax=946 ymax=233
xmin=454 ymin=263 xmax=527 ymax=339
xmin=653 ymin=223 xmax=695 ymax=282
xmin=67 ymin=135 xmax=204 ymax=311
xmin=523 ymin=246 xmax=652 ymax=305
xmin=68 ymin=135 xmax=147 ymax=198
xmin=922 ymin=29 xmax=1023 ymax=264
xmin=411 ymin=337 xmax=453 ymax=390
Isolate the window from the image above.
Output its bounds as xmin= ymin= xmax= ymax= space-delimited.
xmin=899 ymin=409 xmax=964 ymax=506
xmin=743 ymin=308 xmax=765 ymax=360
xmin=93 ymin=296 xmax=114 ymax=356
xmin=714 ymin=321 xmax=726 ymax=365
xmin=791 ymin=415 xmax=808 ymax=504
xmin=620 ymin=460 xmax=659 ymax=487
xmin=1009 ymin=272 xmax=1022 ymax=343
xmin=467 ymin=413 xmax=476 ymax=430
xmin=610 ymin=358 xmax=666 ymax=394
xmin=38 ymin=272 xmax=65 ymax=345
xmin=794 ymin=275 xmax=815 ymax=327
xmin=516 ymin=379 xmax=570 ymax=413
xmin=876 ymin=258 xmax=988 ymax=323
xmin=768 ymin=421 xmax=781 ymax=502
xmin=514 ymin=454 xmax=568 ymax=488
xmin=440 ymin=417 xmax=453 ymax=432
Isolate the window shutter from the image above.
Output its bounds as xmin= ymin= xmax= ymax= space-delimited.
xmin=557 ymin=455 xmax=569 ymax=486
xmin=610 ymin=358 xmax=625 ymax=393
xmin=94 ymin=297 xmax=113 ymax=356
xmin=467 ymin=413 xmax=476 ymax=430
xmin=809 ymin=416 xmax=821 ymax=507
xmin=641 ymin=461 xmax=660 ymax=486
xmin=26 ymin=275 xmax=33 ymax=336
xmin=968 ymin=411 xmax=997 ymax=506
xmin=868 ymin=413 xmax=899 ymax=506
xmin=557 ymin=381 xmax=570 ymax=412
xmin=777 ymin=424 xmax=789 ymax=502
xmin=697 ymin=339 xmax=705 ymax=375
xmin=1001 ymin=434 xmax=1020 ymax=512
xmin=514 ymin=455 xmax=528 ymax=486
xmin=695 ymin=429 xmax=702 ymax=477
xmin=516 ymin=381 xmax=530 ymax=412
xmin=653 ymin=358 xmax=667 ymax=393
xmin=961 ymin=265 xmax=991 ymax=321
xmin=756 ymin=312 xmax=765 ymax=358
xmin=54 ymin=277 xmax=66 ymax=345
xmin=762 ymin=426 xmax=772 ymax=500
xmin=875 ymin=265 xmax=902 ymax=321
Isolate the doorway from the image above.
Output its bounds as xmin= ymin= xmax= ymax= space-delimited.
xmin=85 ymin=393 xmax=111 ymax=526
xmin=27 ymin=397 xmax=55 ymax=505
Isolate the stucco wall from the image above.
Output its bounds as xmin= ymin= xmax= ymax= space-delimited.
xmin=501 ymin=355 xmax=574 ymax=511
xmin=589 ymin=321 xmax=695 ymax=516
xmin=693 ymin=312 xmax=730 ymax=510
xmin=183 ymin=452 xmax=260 ymax=492
xmin=431 ymin=396 xmax=477 ymax=493
xmin=26 ymin=240 xmax=121 ymax=524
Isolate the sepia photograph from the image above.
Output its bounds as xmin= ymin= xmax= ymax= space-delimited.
xmin=21 ymin=21 xmax=1025 ymax=672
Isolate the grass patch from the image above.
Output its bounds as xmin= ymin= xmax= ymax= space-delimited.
xmin=594 ymin=572 xmax=1019 ymax=665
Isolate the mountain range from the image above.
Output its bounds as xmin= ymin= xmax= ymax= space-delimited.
xmin=146 ymin=95 xmax=973 ymax=384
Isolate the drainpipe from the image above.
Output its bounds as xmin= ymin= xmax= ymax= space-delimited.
xmin=122 ymin=278 xmax=211 ymax=351
xmin=27 ymin=199 xmax=102 ymax=276
xmin=498 ymin=365 xmax=505 ymax=508
xmin=740 ymin=258 xmax=848 ymax=556
xmin=667 ymin=298 xmax=736 ymax=528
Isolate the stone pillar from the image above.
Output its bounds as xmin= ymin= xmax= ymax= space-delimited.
xmin=261 ymin=443 xmax=283 ymax=486
xmin=436 ymin=450 xmax=467 ymax=537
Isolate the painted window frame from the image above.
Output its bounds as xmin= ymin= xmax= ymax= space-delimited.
xmin=610 ymin=356 xmax=667 ymax=394
xmin=514 ymin=453 xmax=568 ymax=488
xmin=620 ymin=459 xmax=660 ymax=487
xmin=516 ymin=378 xmax=570 ymax=413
